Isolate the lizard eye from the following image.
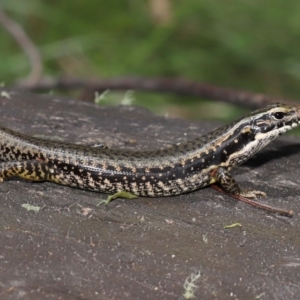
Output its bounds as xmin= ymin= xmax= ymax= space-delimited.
xmin=273 ymin=112 xmax=285 ymax=120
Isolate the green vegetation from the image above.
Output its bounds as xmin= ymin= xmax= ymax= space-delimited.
xmin=1 ymin=0 xmax=300 ymax=120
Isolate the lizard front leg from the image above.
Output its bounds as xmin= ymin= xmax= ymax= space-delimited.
xmin=211 ymin=167 xmax=266 ymax=198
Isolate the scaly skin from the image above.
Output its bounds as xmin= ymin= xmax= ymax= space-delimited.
xmin=0 ymin=103 xmax=299 ymax=199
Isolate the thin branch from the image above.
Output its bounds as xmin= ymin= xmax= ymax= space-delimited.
xmin=0 ymin=9 xmax=43 ymax=85
xmin=18 ymin=77 xmax=297 ymax=109
xmin=211 ymin=184 xmax=293 ymax=217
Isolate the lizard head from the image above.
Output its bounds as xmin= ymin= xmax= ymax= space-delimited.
xmin=217 ymin=103 xmax=300 ymax=167
xmin=249 ymin=103 xmax=300 ymax=138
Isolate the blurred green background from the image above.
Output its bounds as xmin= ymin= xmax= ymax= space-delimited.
xmin=1 ymin=0 xmax=300 ymax=121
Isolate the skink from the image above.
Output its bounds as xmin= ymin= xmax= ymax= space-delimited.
xmin=0 ymin=103 xmax=298 ymax=214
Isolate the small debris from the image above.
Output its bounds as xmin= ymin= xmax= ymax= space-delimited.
xmin=165 ymin=219 xmax=174 ymax=225
xmin=224 ymin=223 xmax=242 ymax=229
xmin=21 ymin=203 xmax=41 ymax=213
xmin=1 ymin=91 xmax=11 ymax=99
xmin=80 ymin=207 xmax=93 ymax=216
xmin=202 ymin=233 xmax=208 ymax=243
xmin=183 ymin=271 xmax=201 ymax=299
xmin=121 ymin=90 xmax=135 ymax=105
xmin=255 ymin=292 xmax=265 ymax=299
xmin=94 ymin=90 xmax=110 ymax=104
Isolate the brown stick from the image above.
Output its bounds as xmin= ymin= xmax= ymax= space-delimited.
xmin=17 ymin=77 xmax=298 ymax=109
xmin=210 ymin=184 xmax=293 ymax=217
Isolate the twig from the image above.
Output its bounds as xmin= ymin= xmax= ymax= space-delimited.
xmin=18 ymin=77 xmax=297 ymax=109
xmin=0 ymin=9 xmax=43 ymax=85
xmin=211 ymin=184 xmax=293 ymax=217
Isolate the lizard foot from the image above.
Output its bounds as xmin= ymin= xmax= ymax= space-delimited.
xmin=239 ymin=189 xmax=267 ymax=198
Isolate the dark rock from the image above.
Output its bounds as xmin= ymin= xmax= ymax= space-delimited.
xmin=0 ymin=88 xmax=299 ymax=299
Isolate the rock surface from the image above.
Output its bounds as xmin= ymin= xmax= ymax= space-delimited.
xmin=0 ymin=88 xmax=299 ymax=300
